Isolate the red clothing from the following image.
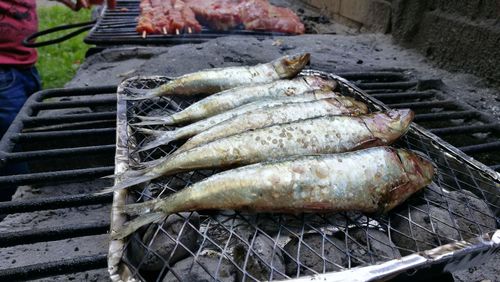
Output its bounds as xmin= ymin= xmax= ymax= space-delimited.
xmin=0 ymin=0 xmax=38 ymax=66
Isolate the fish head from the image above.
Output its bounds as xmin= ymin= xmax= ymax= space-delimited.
xmin=302 ymin=76 xmax=337 ymax=91
xmin=363 ymin=109 xmax=414 ymax=145
xmin=333 ymin=97 xmax=369 ymax=115
xmin=274 ymin=53 xmax=311 ymax=78
xmin=383 ymin=148 xmax=435 ymax=211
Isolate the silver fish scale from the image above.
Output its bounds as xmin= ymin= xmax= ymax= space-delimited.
xmin=181 ymin=98 xmax=354 ymax=152
xmin=113 ymin=73 xmax=500 ymax=282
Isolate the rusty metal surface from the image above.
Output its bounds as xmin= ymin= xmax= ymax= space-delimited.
xmin=110 ymin=71 xmax=500 ymax=281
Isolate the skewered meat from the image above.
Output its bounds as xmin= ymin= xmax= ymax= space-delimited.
xmin=136 ymin=0 xmax=305 ymax=35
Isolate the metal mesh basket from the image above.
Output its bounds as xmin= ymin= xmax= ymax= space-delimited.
xmin=109 ymin=70 xmax=500 ymax=282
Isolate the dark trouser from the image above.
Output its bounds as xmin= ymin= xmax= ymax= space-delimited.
xmin=0 ymin=66 xmax=41 ymax=202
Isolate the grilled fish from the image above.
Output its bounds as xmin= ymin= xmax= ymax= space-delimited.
xmin=124 ymin=53 xmax=310 ymax=100
xmin=112 ymin=147 xmax=434 ymax=239
xmin=106 ymin=109 xmax=414 ymax=192
xmin=134 ymin=76 xmax=337 ymax=126
xmin=136 ymin=90 xmax=341 ymax=151
xmin=177 ymin=96 xmax=368 ymax=153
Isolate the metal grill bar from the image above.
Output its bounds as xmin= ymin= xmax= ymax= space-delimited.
xmin=337 ymin=72 xmax=406 ymax=81
xmin=459 ymin=141 xmax=500 ymax=154
xmin=370 ymin=91 xmax=437 ymax=100
xmin=355 ymin=81 xmax=417 ymax=90
xmin=0 ymin=193 xmax=112 ymax=214
xmin=430 ymin=124 xmax=500 ymax=135
xmin=0 ymin=222 xmax=110 ymax=248
xmin=413 ymin=110 xmax=479 ymax=122
xmin=32 ymin=97 xmax=116 ymax=110
xmin=387 ymin=100 xmax=456 ymax=109
xmin=11 ymin=128 xmax=116 ymax=141
xmin=22 ymin=112 xmax=116 ymax=126
xmin=0 ymin=255 xmax=107 ymax=281
xmin=2 ymin=145 xmax=115 ymax=161
xmin=0 ymin=166 xmax=113 ymax=186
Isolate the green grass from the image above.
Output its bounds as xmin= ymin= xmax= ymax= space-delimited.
xmin=36 ymin=6 xmax=92 ymax=89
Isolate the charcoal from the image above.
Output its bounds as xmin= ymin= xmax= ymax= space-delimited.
xmin=390 ymin=205 xmax=461 ymax=255
xmin=344 ymin=228 xmax=400 ymax=266
xmin=233 ymin=235 xmax=286 ymax=281
xmin=162 ymin=252 xmax=237 ymax=282
xmin=447 ymin=190 xmax=497 ymax=237
xmin=127 ymin=212 xmax=200 ymax=272
xmin=422 ymin=183 xmax=451 ymax=205
xmin=283 ymin=234 xmax=347 ymax=276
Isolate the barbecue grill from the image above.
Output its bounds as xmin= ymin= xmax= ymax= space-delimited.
xmin=0 ymin=71 xmax=498 ymax=281
xmin=84 ymin=0 xmax=294 ymax=46
xmin=109 ymin=70 xmax=499 ymax=281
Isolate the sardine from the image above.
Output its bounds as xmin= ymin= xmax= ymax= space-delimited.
xmin=134 ymin=76 xmax=337 ymax=126
xmin=124 ymin=53 xmax=311 ymax=100
xmin=107 ymin=109 xmax=414 ymax=192
xmin=112 ymin=147 xmax=434 ymax=239
xmin=177 ymin=96 xmax=368 ymax=153
xmin=136 ymin=90 xmax=341 ymax=152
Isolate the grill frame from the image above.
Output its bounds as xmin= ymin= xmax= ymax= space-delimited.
xmin=85 ymin=0 xmax=293 ymax=46
xmin=110 ymin=70 xmax=500 ymax=282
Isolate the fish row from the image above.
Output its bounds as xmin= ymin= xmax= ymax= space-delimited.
xmin=111 ymin=54 xmax=435 ymax=240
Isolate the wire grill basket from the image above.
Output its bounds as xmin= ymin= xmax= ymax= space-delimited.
xmin=109 ymin=70 xmax=500 ymax=282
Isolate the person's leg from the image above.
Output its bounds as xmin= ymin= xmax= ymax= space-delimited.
xmin=0 ymin=67 xmax=27 ymax=139
xmin=0 ymin=66 xmax=41 ymax=203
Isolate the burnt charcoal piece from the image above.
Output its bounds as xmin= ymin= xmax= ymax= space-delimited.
xmin=283 ymin=234 xmax=347 ymax=276
xmin=344 ymin=228 xmax=401 ymax=266
xmin=127 ymin=212 xmax=200 ymax=272
xmin=162 ymin=252 xmax=237 ymax=282
xmin=233 ymin=235 xmax=287 ymax=281
xmin=422 ymin=183 xmax=451 ymax=205
xmin=390 ymin=205 xmax=460 ymax=255
xmin=447 ymin=190 xmax=497 ymax=237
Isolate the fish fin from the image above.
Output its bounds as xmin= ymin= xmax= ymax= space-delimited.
xmin=134 ymin=127 xmax=165 ymax=136
xmin=111 ymin=212 xmax=165 ymax=240
xmin=136 ymin=115 xmax=175 ymax=126
xmin=351 ymin=138 xmax=384 ymax=151
xmin=131 ymin=115 xmax=174 ymax=126
xmin=96 ymin=169 xmax=155 ymax=194
xmin=120 ymin=200 xmax=158 ymax=216
xmin=136 ymin=131 xmax=178 ymax=152
xmin=100 ymin=174 xmax=115 ymax=179
xmin=121 ymin=86 xmax=161 ymax=100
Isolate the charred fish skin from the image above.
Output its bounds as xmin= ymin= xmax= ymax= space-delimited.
xmin=127 ymin=53 xmax=310 ymax=100
xmin=113 ymin=147 xmax=434 ymax=239
xmin=145 ymin=109 xmax=414 ymax=180
xmin=136 ymin=91 xmax=342 ymax=152
xmin=178 ymin=96 xmax=369 ymax=153
xmin=139 ymin=76 xmax=337 ymax=126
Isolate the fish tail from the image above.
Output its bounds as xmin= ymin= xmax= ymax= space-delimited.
xmin=122 ymin=86 xmax=162 ymax=100
xmin=96 ymin=168 xmax=156 ymax=194
xmin=133 ymin=115 xmax=175 ymax=126
xmin=137 ymin=130 xmax=178 ymax=152
xmin=111 ymin=211 xmax=166 ymax=240
xmin=135 ymin=127 xmax=165 ymax=137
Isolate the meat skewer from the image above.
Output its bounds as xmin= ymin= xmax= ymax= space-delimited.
xmin=135 ymin=0 xmax=305 ymax=36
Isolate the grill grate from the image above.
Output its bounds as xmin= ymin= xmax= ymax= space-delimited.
xmin=0 ymin=70 xmax=498 ymax=281
xmin=338 ymin=71 xmax=500 ymax=172
xmin=0 ymin=86 xmax=117 ymax=280
xmin=85 ymin=0 xmax=292 ymax=46
xmin=112 ymin=72 xmax=499 ymax=282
